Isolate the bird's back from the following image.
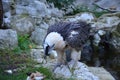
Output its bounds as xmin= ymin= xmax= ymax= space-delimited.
xmin=66 ymin=21 xmax=91 ymax=50
xmin=47 ymin=21 xmax=91 ymax=50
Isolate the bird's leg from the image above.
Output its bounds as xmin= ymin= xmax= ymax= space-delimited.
xmin=53 ymin=50 xmax=66 ymax=69
xmin=71 ymin=49 xmax=81 ymax=61
xmin=71 ymin=49 xmax=81 ymax=68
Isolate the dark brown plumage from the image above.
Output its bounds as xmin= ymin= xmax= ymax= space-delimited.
xmin=47 ymin=21 xmax=91 ymax=51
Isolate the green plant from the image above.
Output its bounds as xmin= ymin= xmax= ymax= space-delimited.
xmin=0 ymin=49 xmax=36 ymax=70
xmin=47 ymin=0 xmax=74 ymax=9
xmin=0 ymin=65 xmax=73 ymax=80
xmin=18 ymin=34 xmax=31 ymax=50
xmin=13 ymin=34 xmax=35 ymax=53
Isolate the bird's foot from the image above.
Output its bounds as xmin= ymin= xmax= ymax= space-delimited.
xmin=52 ymin=61 xmax=68 ymax=71
xmin=68 ymin=60 xmax=77 ymax=70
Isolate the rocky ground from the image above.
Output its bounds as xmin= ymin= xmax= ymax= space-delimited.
xmin=0 ymin=0 xmax=120 ymax=80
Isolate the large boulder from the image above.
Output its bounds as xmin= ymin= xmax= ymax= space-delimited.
xmin=30 ymin=47 xmax=116 ymax=80
xmin=95 ymin=0 xmax=120 ymax=12
xmin=88 ymin=67 xmax=115 ymax=80
xmin=10 ymin=15 xmax=35 ymax=35
xmin=30 ymin=28 xmax=47 ymax=45
xmin=31 ymin=49 xmax=45 ymax=63
xmin=15 ymin=0 xmax=63 ymax=18
xmin=54 ymin=60 xmax=99 ymax=80
xmin=0 ymin=29 xmax=18 ymax=49
xmin=91 ymin=15 xmax=120 ymax=30
xmin=91 ymin=13 xmax=120 ymax=51
xmin=65 ymin=12 xmax=96 ymax=23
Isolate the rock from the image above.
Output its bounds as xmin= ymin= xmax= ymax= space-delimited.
xmin=98 ymin=12 xmax=120 ymax=18
xmin=53 ymin=60 xmax=99 ymax=80
xmin=111 ymin=33 xmax=120 ymax=52
xmin=91 ymin=16 xmax=120 ymax=30
xmin=73 ymin=0 xmax=94 ymax=9
xmin=2 ymin=0 xmax=11 ymax=12
xmin=93 ymin=33 xmax=101 ymax=46
xmin=30 ymin=49 xmax=45 ymax=63
xmin=0 ymin=29 xmax=18 ymax=49
xmin=65 ymin=12 xmax=96 ymax=23
xmin=39 ymin=22 xmax=49 ymax=30
xmin=15 ymin=0 xmax=64 ymax=18
xmin=3 ymin=11 xmax=11 ymax=27
xmin=15 ymin=0 xmax=33 ymax=6
xmin=15 ymin=5 xmax=29 ymax=15
xmin=31 ymin=28 xmax=47 ymax=45
xmin=11 ymin=15 xmax=34 ymax=34
xmin=2 ymin=0 xmax=12 ymax=28
xmin=95 ymin=0 xmax=120 ymax=12
xmin=30 ymin=0 xmax=48 ymax=17
xmin=54 ymin=65 xmax=72 ymax=78
xmin=88 ymin=67 xmax=115 ymax=80
xmin=91 ymin=13 xmax=120 ymax=52
xmin=48 ymin=7 xmax=64 ymax=18
xmin=47 ymin=17 xmax=61 ymax=26
xmin=31 ymin=48 xmax=57 ymax=62
xmin=98 ymin=30 xmax=106 ymax=36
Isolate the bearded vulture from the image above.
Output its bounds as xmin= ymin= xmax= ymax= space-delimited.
xmin=43 ymin=21 xmax=91 ymax=66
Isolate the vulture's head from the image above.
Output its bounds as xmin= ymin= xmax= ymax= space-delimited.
xmin=43 ymin=32 xmax=66 ymax=57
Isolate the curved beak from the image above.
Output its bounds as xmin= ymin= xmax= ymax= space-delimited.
xmin=44 ymin=45 xmax=50 ymax=59
xmin=44 ymin=44 xmax=55 ymax=59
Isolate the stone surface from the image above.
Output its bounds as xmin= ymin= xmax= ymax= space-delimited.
xmin=0 ymin=29 xmax=18 ymax=49
xmin=30 ymin=48 xmax=117 ymax=80
xmin=91 ymin=16 xmax=120 ymax=30
xmin=2 ymin=0 xmax=11 ymax=12
xmin=11 ymin=15 xmax=34 ymax=34
xmin=30 ymin=49 xmax=45 ymax=63
xmin=54 ymin=60 xmax=99 ymax=80
xmin=88 ymin=67 xmax=115 ymax=80
xmin=15 ymin=0 xmax=63 ymax=18
xmin=54 ymin=65 xmax=72 ymax=78
xmin=95 ymin=0 xmax=120 ymax=11
xmin=30 ymin=28 xmax=47 ymax=45
xmin=65 ymin=12 xmax=96 ymax=23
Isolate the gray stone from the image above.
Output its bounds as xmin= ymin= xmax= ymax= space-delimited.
xmin=31 ymin=28 xmax=47 ymax=45
xmin=11 ymin=15 xmax=34 ymax=34
xmin=73 ymin=0 xmax=94 ymax=9
xmin=53 ymin=60 xmax=99 ymax=80
xmin=93 ymin=33 xmax=101 ymax=46
xmin=65 ymin=12 xmax=96 ymax=23
xmin=65 ymin=0 xmax=101 ymax=14
xmin=15 ymin=5 xmax=29 ymax=15
xmin=3 ymin=11 xmax=11 ymax=27
xmin=15 ymin=0 xmax=33 ymax=6
xmin=2 ymin=0 xmax=11 ymax=12
xmin=39 ymin=22 xmax=49 ymax=30
xmin=48 ymin=7 xmax=64 ymax=18
xmin=0 ymin=29 xmax=18 ymax=49
xmin=91 ymin=15 xmax=120 ymax=31
xmin=54 ymin=65 xmax=72 ymax=78
xmin=88 ymin=67 xmax=115 ymax=80
xmin=30 ymin=48 xmax=57 ymax=70
xmin=31 ymin=49 xmax=45 ymax=63
xmin=95 ymin=0 xmax=120 ymax=12
xmin=15 ymin=0 xmax=64 ymax=18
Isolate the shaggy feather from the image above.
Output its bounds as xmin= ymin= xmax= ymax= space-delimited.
xmin=46 ymin=21 xmax=91 ymax=51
